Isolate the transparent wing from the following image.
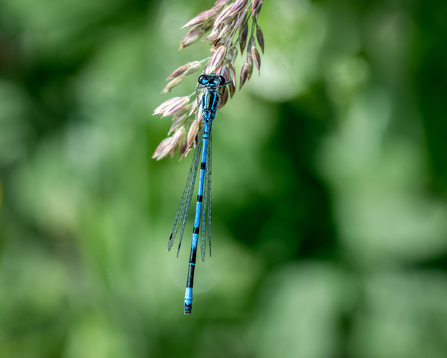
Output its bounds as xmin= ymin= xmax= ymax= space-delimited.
xmin=168 ymin=125 xmax=204 ymax=255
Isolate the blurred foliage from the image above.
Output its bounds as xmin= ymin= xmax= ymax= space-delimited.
xmin=1 ymin=0 xmax=447 ymax=357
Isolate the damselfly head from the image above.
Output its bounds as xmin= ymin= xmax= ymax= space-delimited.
xmin=198 ymin=73 xmax=227 ymax=87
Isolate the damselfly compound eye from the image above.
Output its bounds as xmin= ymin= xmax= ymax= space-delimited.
xmin=218 ymin=75 xmax=226 ymax=86
xmin=198 ymin=74 xmax=208 ymax=85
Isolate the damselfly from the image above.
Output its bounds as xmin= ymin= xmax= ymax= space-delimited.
xmin=168 ymin=73 xmax=229 ymax=314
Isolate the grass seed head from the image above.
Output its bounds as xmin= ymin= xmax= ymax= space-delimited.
xmin=254 ymin=0 xmax=263 ymax=19
xmin=153 ymin=96 xmax=184 ymax=116
xmin=239 ymin=21 xmax=249 ymax=53
xmin=181 ymin=10 xmax=216 ymax=29
xmin=179 ymin=26 xmax=205 ymax=50
xmin=240 ymin=61 xmax=249 ymax=89
xmin=164 ymin=127 xmax=185 ymax=158
xmin=162 ymin=96 xmax=190 ymax=117
xmin=251 ymin=0 xmax=260 ymax=16
xmin=168 ymin=113 xmax=189 ymax=135
xmin=187 ymin=119 xmax=200 ymax=149
xmin=228 ymin=0 xmax=249 ymax=17
xmin=154 ymin=0 xmax=265 ymax=159
xmin=152 ymin=137 xmax=172 ymax=159
xmin=256 ymin=25 xmax=264 ymax=54
xmin=251 ymin=46 xmax=261 ymax=75
xmin=166 ymin=61 xmax=202 ymax=81
xmin=162 ymin=75 xmax=186 ymax=93
xmin=207 ymin=45 xmax=226 ymax=73
xmin=213 ymin=0 xmax=230 ymax=12
xmin=247 ymin=53 xmax=253 ymax=80
xmin=178 ymin=132 xmax=187 ymax=157
xmin=218 ymin=86 xmax=229 ymax=108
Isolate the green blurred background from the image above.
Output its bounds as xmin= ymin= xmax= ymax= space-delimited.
xmin=1 ymin=0 xmax=447 ymax=357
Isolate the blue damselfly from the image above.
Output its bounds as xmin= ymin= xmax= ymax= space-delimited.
xmin=168 ymin=73 xmax=229 ymax=314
